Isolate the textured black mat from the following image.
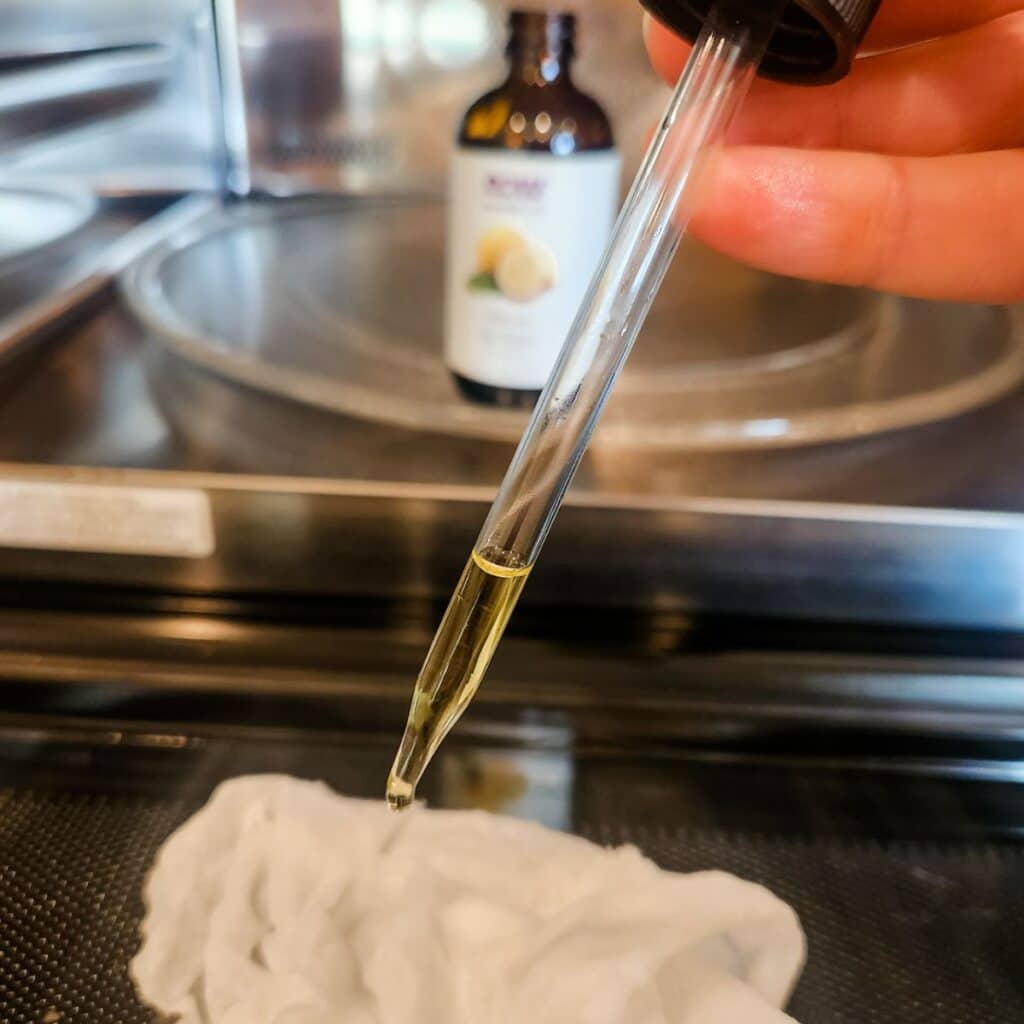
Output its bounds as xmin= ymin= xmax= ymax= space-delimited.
xmin=0 ymin=740 xmax=1021 ymax=1022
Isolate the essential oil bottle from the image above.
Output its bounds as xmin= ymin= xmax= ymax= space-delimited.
xmin=445 ymin=10 xmax=621 ymax=408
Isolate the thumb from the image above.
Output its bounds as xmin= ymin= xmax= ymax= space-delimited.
xmin=689 ymin=146 xmax=1024 ymax=303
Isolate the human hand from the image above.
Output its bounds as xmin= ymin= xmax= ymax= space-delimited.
xmin=644 ymin=2 xmax=1024 ymax=302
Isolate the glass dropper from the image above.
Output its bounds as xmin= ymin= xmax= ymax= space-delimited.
xmin=387 ymin=0 xmax=785 ymax=810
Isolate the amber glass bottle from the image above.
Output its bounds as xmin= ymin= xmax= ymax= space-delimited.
xmin=445 ymin=11 xmax=620 ymax=408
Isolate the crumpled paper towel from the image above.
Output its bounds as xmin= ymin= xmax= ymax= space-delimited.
xmin=132 ymin=775 xmax=805 ymax=1024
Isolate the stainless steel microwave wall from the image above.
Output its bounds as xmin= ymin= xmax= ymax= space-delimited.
xmin=0 ymin=0 xmax=222 ymax=194
xmin=214 ymin=0 xmax=507 ymax=195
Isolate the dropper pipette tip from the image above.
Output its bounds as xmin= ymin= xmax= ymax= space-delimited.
xmin=386 ymin=772 xmax=415 ymax=812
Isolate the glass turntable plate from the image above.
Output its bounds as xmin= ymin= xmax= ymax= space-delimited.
xmin=0 ymin=179 xmax=96 ymax=267
xmin=123 ymin=196 xmax=1024 ymax=451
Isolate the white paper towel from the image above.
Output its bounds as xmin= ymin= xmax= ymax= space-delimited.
xmin=132 ymin=775 xmax=805 ymax=1024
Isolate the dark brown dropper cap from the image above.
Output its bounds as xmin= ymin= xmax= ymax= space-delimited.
xmin=640 ymin=0 xmax=882 ymax=84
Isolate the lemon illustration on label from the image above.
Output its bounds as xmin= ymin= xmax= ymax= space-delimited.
xmin=495 ymin=240 xmax=557 ymax=302
xmin=475 ymin=224 xmax=526 ymax=274
xmin=468 ymin=224 xmax=558 ymax=303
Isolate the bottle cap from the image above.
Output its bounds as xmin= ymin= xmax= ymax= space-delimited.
xmin=640 ymin=0 xmax=882 ymax=84
xmin=508 ymin=10 xmax=576 ymax=55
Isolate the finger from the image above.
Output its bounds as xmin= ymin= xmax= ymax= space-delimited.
xmin=729 ymin=16 xmax=1024 ymax=155
xmin=689 ymin=146 xmax=1024 ymax=303
xmin=866 ymin=0 xmax=1024 ymax=49
xmin=644 ymin=15 xmax=691 ymax=88
xmin=646 ymin=15 xmax=1024 ymax=156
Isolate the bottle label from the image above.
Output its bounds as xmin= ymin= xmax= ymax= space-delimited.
xmin=445 ymin=147 xmax=621 ymax=391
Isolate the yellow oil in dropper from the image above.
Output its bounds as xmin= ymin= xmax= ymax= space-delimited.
xmin=387 ymin=0 xmax=786 ymax=810
xmin=387 ymin=546 xmax=530 ymax=809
